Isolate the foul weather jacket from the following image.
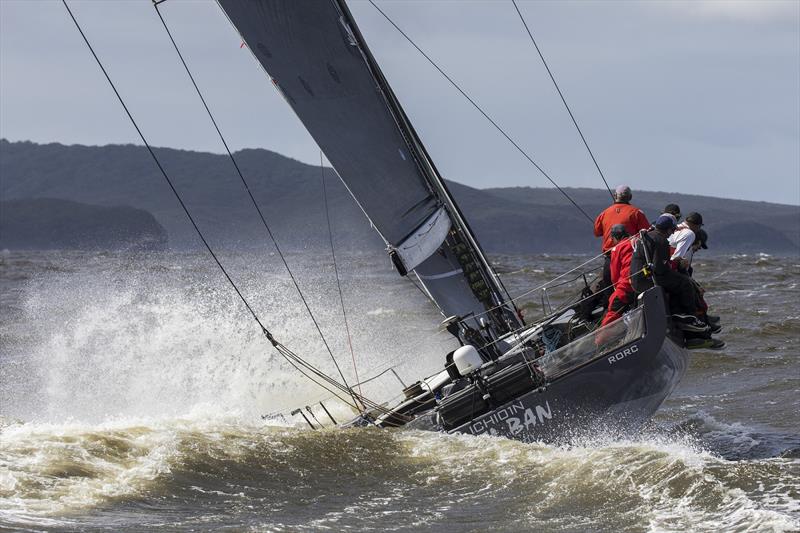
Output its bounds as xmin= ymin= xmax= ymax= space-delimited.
xmin=601 ymin=237 xmax=636 ymax=327
xmin=630 ymin=228 xmax=696 ymax=315
xmin=610 ymin=237 xmax=635 ymax=295
xmin=594 ymin=202 xmax=651 ymax=252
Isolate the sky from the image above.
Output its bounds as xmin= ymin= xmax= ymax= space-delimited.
xmin=1 ymin=0 xmax=798 ymax=205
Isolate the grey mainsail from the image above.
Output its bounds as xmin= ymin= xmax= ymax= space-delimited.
xmin=218 ymin=0 xmax=521 ymax=334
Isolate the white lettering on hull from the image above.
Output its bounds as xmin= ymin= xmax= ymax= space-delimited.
xmin=468 ymin=401 xmax=553 ymax=436
xmin=608 ymin=344 xmax=639 ymax=365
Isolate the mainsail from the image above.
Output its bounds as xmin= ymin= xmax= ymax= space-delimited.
xmin=218 ymin=0 xmax=521 ymax=335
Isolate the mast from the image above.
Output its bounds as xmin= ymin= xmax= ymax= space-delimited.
xmin=217 ymin=0 xmax=522 ymax=337
xmin=332 ymin=0 xmax=521 ymax=328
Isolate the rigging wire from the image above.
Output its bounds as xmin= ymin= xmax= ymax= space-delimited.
xmin=152 ymin=1 xmax=361 ymax=409
xmin=61 ymin=0 xmax=373 ymax=414
xmin=367 ymin=0 xmax=594 ymax=224
xmin=476 ymin=263 xmax=651 ymax=354
xmin=510 ymin=0 xmax=614 ymax=201
xmin=451 ymin=230 xmax=645 ymax=327
xmin=473 ymin=230 xmax=651 ymax=354
xmin=152 ymin=8 xmax=409 ymax=422
xmin=320 ymin=152 xmax=362 ymax=398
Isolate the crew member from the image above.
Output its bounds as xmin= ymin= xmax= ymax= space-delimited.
xmin=593 ymin=185 xmax=650 ymax=303
xmin=600 ymin=224 xmax=636 ymax=327
xmin=669 ymin=212 xmax=704 ymax=271
xmin=661 ymin=203 xmax=681 ymax=224
xmin=629 ymin=214 xmax=708 ymax=332
xmin=687 ymin=228 xmax=708 ymax=276
xmin=685 ymin=228 xmax=721 ymax=329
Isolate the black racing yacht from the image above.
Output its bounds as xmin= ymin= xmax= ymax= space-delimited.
xmin=215 ymin=0 xmax=689 ymax=442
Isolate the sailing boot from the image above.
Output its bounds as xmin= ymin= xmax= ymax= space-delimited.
xmin=672 ymin=314 xmax=710 ymax=333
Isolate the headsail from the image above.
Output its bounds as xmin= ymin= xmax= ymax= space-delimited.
xmin=218 ymin=0 xmax=522 ymax=337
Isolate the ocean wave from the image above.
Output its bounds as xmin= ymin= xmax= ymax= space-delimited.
xmin=2 ymin=251 xmax=798 ymax=531
xmin=403 ymin=430 xmax=799 ymax=532
xmin=726 ymin=317 xmax=800 ymax=339
xmin=1 ymin=418 xmax=798 ymax=531
xmin=670 ymin=411 xmax=800 ymax=460
xmin=2 ymin=260 xmax=451 ymax=424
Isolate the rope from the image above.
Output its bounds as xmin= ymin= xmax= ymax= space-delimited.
xmin=320 ymin=152 xmax=362 ymax=397
xmin=367 ymin=0 xmax=594 ymax=224
xmin=270 ymin=230 xmax=652 ymax=422
xmin=153 ymin=1 xmax=360 ymax=409
xmin=461 ymin=228 xmax=647 ymax=328
xmin=510 ymin=0 xmax=614 ymax=201
xmin=477 ymin=238 xmax=650 ymax=353
xmin=62 ymin=0 xmax=263 ymax=333
xmin=63 ymin=0 xmax=373 ymax=413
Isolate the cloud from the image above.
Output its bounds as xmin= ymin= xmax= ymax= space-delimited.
xmin=654 ymin=0 xmax=798 ymax=22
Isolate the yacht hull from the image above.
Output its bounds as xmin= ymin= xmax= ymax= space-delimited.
xmin=446 ymin=288 xmax=689 ymax=442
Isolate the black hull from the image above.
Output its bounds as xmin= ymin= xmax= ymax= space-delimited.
xmin=446 ymin=287 xmax=688 ymax=442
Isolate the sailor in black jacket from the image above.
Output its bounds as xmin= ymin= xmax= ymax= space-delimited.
xmin=631 ymin=215 xmax=706 ymax=331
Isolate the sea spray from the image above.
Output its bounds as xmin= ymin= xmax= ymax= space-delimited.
xmin=1 ymin=251 xmax=798 ymax=531
xmin=5 ymin=251 xmax=451 ymax=424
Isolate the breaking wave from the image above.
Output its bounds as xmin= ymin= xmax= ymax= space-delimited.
xmin=2 ymin=251 xmax=798 ymax=531
xmin=3 ymin=253 xmax=450 ymax=425
xmin=1 ymin=419 xmax=798 ymax=532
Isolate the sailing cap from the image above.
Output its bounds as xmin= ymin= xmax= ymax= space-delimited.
xmin=610 ymin=224 xmax=629 ymax=239
xmin=686 ymin=212 xmax=704 ymax=226
xmin=663 ymin=204 xmax=681 ymax=220
xmin=655 ymin=214 xmax=677 ymax=230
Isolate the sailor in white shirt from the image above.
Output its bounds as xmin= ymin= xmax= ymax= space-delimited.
xmin=668 ymin=212 xmax=704 ymax=270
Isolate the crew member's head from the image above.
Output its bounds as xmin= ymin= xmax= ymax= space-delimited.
xmin=614 ymin=185 xmax=632 ymax=203
xmin=655 ymin=214 xmax=677 ymax=234
xmin=663 ymin=204 xmax=681 ymax=221
xmin=691 ymin=228 xmax=708 ymax=252
xmin=609 ymin=224 xmax=630 ymax=244
xmin=685 ymin=212 xmax=704 ymax=233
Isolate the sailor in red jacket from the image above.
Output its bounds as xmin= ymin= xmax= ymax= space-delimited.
xmin=601 ymin=224 xmax=637 ymax=327
xmin=594 ymin=185 xmax=651 ymax=306
xmin=594 ymin=185 xmax=651 ymax=252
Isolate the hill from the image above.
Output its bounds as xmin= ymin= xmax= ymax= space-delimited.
xmin=477 ymin=186 xmax=800 ymax=253
xmin=0 ymin=198 xmax=167 ymax=250
xmin=1 ymin=139 xmax=798 ymax=254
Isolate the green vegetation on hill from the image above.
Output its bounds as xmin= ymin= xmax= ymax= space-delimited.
xmin=1 ymin=139 xmax=797 ymax=253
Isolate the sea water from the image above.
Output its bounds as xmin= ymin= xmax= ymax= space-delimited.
xmin=1 ymin=250 xmax=798 ymax=532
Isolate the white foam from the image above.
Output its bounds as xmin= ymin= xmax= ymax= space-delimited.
xmin=9 ymin=253 xmax=451 ymax=424
xmin=398 ymin=429 xmax=800 ymax=531
xmin=0 ymin=413 xmax=289 ymax=522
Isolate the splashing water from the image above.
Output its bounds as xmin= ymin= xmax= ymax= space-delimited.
xmin=3 ymin=251 xmax=451 ymax=424
xmin=1 ymin=251 xmax=798 ymax=531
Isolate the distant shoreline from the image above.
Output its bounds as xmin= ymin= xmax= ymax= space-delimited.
xmin=2 ymin=139 xmax=798 ymax=253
